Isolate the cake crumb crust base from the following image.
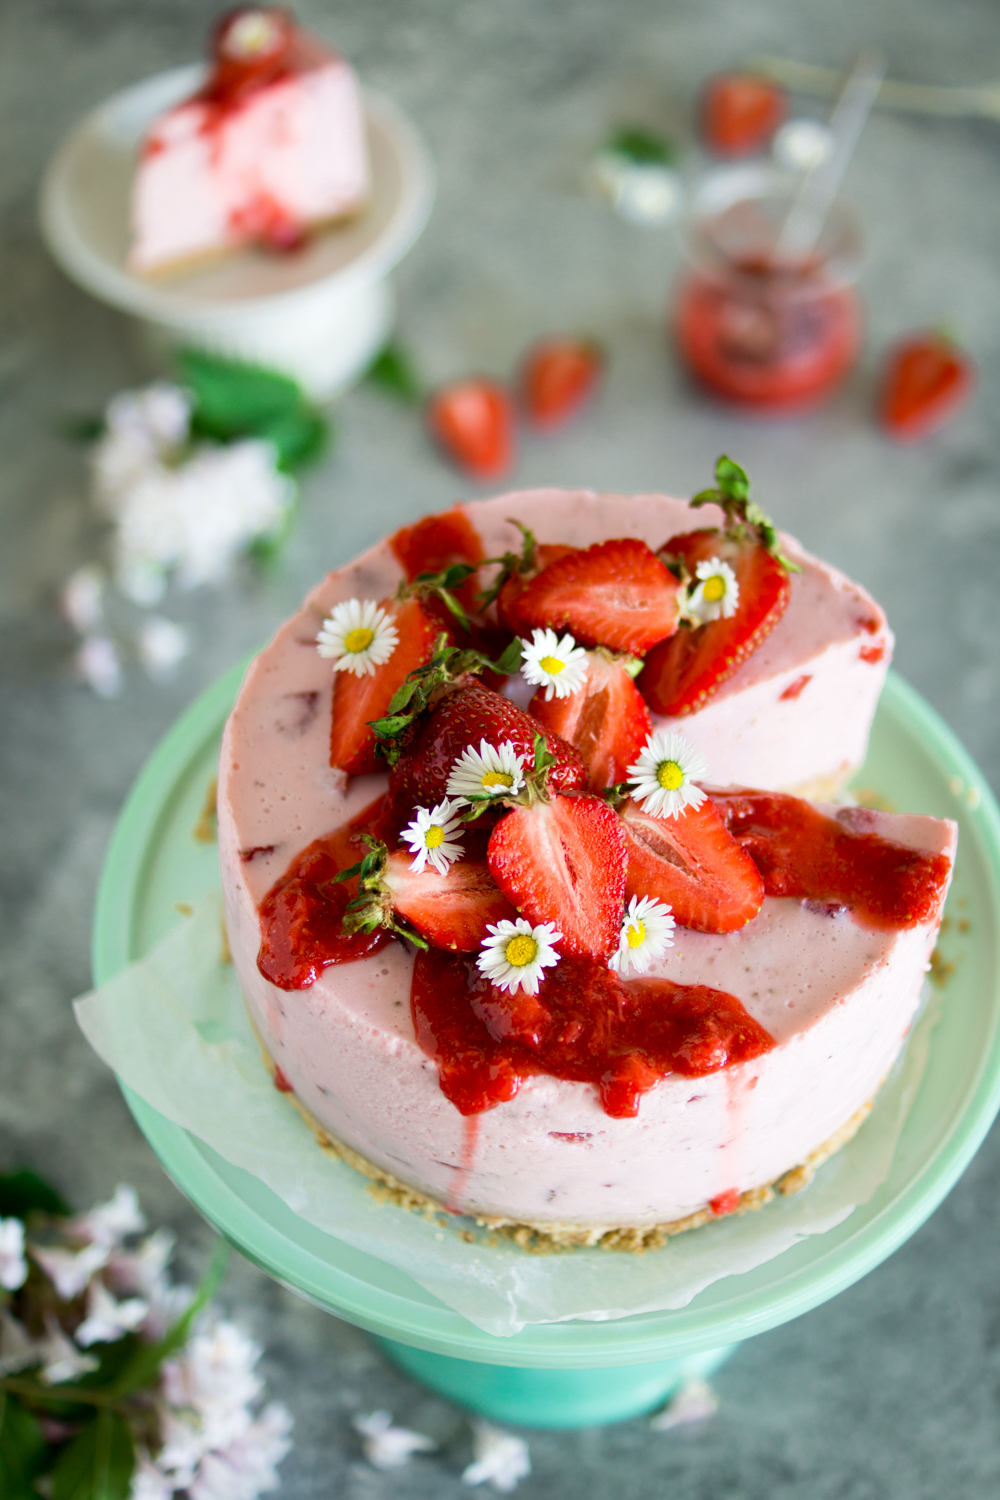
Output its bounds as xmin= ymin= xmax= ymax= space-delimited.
xmin=258 ymin=1035 xmax=873 ymax=1253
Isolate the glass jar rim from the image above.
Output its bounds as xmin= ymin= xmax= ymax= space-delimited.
xmin=679 ymin=163 xmax=864 ymax=290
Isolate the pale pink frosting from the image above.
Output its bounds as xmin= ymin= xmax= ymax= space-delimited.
xmin=218 ymin=489 xmax=938 ymax=1229
xmin=130 ymin=55 xmax=369 ymax=273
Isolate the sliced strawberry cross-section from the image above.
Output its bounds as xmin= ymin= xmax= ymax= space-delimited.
xmin=879 ymin=332 xmax=975 ymax=443
xmin=487 ymin=792 xmax=626 ymax=961
xmin=520 ymin=337 xmax=604 ymax=431
xmin=620 ymin=793 xmax=764 ymax=933
xmin=640 ymin=528 xmax=791 ymax=716
xmin=384 ymin=851 xmax=517 ymax=952
xmin=514 ymin=537 xmax=681 ymax=656
xmin=329 ymin=595 xmax=445 ymax=776
xmin=529 ymin=650 xmax=652 ymax=791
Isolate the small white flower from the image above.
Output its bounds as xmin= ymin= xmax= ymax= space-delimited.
xmin=609 ymin=895 xmax=676 ymax=976
xmin=447 ymin=740 xmax=526 ymax=803
xmin=316 ymin=599 xmax=399 ymax=677
xmin=0 ymin=1309 xmax=38 ymax=1376
xmin=37 ymin=1317 xmax=100 ymax=1385
xmin=463 ymin=1420 xmax=531 ymax=1493
xmin=129 ymin=1456 xmax=177 ymax=1500
xmin=75 ymin=1279 xmax=148 ymax=1348
xmin=137 ymin=616 xmax=191 ymax=681
xmin=187 ymin=1403 xmax=292 ymax=1500
xmin=477 ymin=919 xmax=562 ymax=996
xmin=60 ymin=565 xmax=106 ymax=634
xmin=71 ymin=1184 xmax=146 ymax=1248
xmin=0 ymin=1217 xmax=27 ymax=1292
xmin=627 ymin=730 xmax=708 ymax=820
xmin=75 ymin=634 xmax=124 ymax=699
xmin=687 ymin=558 xmax=739 ymax=624
xmin=519 ymin=628 xmax=589 ymax=701
xmin=162 ymin=1320 xmax=263 ymax=1424
xmin=107 ymin=1227 xmax=175 ymax=1300
xmin=354 ymin=1410 xmax=436 ymax=1470
xmin=402 ymin=799 xmax=466 ymax=876
xmin=31 ymin=1241 xmax=109 ymax=1301
xmin=650 ymin=1375 xmax=719 ymax=1430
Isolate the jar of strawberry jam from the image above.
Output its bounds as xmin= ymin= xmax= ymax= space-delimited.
xmin=673 ymin=167 xmax=864 ymax=413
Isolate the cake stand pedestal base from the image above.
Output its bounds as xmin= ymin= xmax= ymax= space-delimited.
xmin=374 ymin=1337 xmax=736 ymax=1428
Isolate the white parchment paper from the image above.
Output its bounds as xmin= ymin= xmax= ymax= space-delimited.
xmin=75 ymin=896 xmax=935 ymax=1338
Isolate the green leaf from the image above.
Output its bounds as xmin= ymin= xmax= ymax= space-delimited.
xmin=56 ymin=415 xmax=105 ymax=443
xmin=364 ymin=342 xmax=423 ymax=401
xmin=493 ymin=637 xmax=524 ymax=676
xmin=108 ymin=1239 xmax=228 ymax=1400
xmin=52 ymin=1409 xmax=134 ymax=1500
xmin=0 ymin=1392 xmax=49 ymax=1500
xmin=606 ymin=126 xmax=676 ymax=166
xmin=0 ymin=1169 xmax=70 ymax=1220
xmin=256 ymin=407 xmax=329 ymax=473
xmin=178 ymin=349 xmax=329 ymax=474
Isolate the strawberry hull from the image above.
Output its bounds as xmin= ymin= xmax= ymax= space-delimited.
xmin=219 ymin=487 xmax=914 ymax=1234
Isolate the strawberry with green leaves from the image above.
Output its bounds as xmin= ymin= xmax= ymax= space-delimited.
xmin=640 ymin=456 xmax=798 ymax=717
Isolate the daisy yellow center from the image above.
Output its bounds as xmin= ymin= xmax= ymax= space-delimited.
xmin=482 ymin=770 xmax=514 ymax=790
xmin=625 ymin=920 xmax=645 ymax=949
xmin=505 ymin=934 xmax=538 ymax=968
xmin=344 ymin=626 xmax=375 ymax=654
xmin=539 ymin=655 xmax=565 ymax=675
xmin=657 ymin=759 xmax=685 ymax=791
xmin=703 ymin=574 xmax=726 ymax=603
xmin=425 ymin=825 xmax=445 ymax=849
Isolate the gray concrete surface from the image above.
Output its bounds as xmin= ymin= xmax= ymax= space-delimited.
xmin=3 ymin=0 xmax=1000 ymax=1494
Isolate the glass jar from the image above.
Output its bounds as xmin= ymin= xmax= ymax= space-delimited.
xmin=673 ymin=166 xmax=864 ymax=413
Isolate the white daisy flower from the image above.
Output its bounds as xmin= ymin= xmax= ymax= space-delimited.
xmin=609 ymin=895 xmax=676 ymax=976
xmin=402 ymin=799 xmax=466 ymax=876
xmin=687 ymin=557 xmax=739 ymax=624
xmin=446 ymin=740 xmax=526 ymax=803
xmin=519 ymin=628 xmax=589 ymax=701
xmin=477 ymin=918 xmax=562 ymax=996
xmin=627 ymin=730 xmax=708 ymax=820
xmin=316 ymin=599 xmax=399 ymax=677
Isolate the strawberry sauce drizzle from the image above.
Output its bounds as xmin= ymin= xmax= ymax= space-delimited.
xmin=710 ymin=791 xmax=951 ymax=930
xmin=410 ymin=948 xmax=774 ymax=1119
xmin=446 ymin=1116 xmax=482 ymax=1213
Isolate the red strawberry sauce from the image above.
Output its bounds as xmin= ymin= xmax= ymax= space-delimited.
xmin=410 ymin=949 xmax=774 ymax=1119
xmin=711 ymin=791 xmax=951 ymax=929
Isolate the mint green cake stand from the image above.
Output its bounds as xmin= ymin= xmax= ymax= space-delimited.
xmin=92 ymin=666 xmax=1000 ymax=1428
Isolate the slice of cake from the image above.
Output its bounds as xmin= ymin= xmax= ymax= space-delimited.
xmin=216 ymin=480 xmax=945 ymax=1244
xmin=129 ymin=7 xmax=370 ymax=276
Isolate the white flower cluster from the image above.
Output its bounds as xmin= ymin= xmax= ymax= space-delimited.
xmin=0 ymin=1185 xmax=291 ymax=1500
xmin=92 ymin=383 xmax=293 ymax=605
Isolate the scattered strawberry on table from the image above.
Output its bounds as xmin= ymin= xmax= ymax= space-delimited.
xmin=700 ymin=72 xmax=787 ymax=157
xmin=879 ymin=331 xmax=976 ymax=442
xmin=426 ymin=378 xmax=515 ymax=481
xmin=520 ymin=337 xmax=604 ymax=430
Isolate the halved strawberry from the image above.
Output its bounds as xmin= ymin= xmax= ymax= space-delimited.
xmin=514 ymin=538 xmax=681 ymax=656
xmin=880 ymin=332 xmax=975 ymax=443
xmin=390 ymin=507 xmax=485 ymax=612
xmin=384 ymin=852 xmax=517 ymax=951
xmin=495 ymin=542 xmax=577 ymax=636
xmin=700 ymin=73 xmax=786 ymax=158
xmin=640 ymin=529 xmax=791 ymax=716
xmin=390 ymin=681 xmax=587 ymax=808
xmin=427 ymin=380 xmax=515 ymax=481
xmin=488 ymin=792 xmax=626 ymax=961
xmin=529 ymin=650 xmax=652 ymax=791
xmin=330 ymin=596 xmax=445 ymax=776
xmin=620 ymin=794 xmax=764 ymax=933
xmin=521 ymin=337 xmax=604 ymax=430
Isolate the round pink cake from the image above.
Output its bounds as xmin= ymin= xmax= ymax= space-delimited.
xmin=218 ymin=489 xmax=952 ymax=1242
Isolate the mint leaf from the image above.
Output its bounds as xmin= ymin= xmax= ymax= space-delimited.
xmin=0 ymin=1169 xmax=70 ymax=1219
xmin=0 ymin=1392 xmax=49 ymax=1500
xmin=606 ymin=127 xmax=676 ymax=166
xmin=52 ymin=1409 xmax=134 ymax=1500
xmin=365 ymin=342 xmax=422 ymax=401
xmin=178 ymin=349 xmax=328 ymax=474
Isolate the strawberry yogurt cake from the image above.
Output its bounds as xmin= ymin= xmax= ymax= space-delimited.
xmin=129 ymin=7 xmax=369 ymax=275
xmin=218 ymin=463 xmax=955 ymax=1246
